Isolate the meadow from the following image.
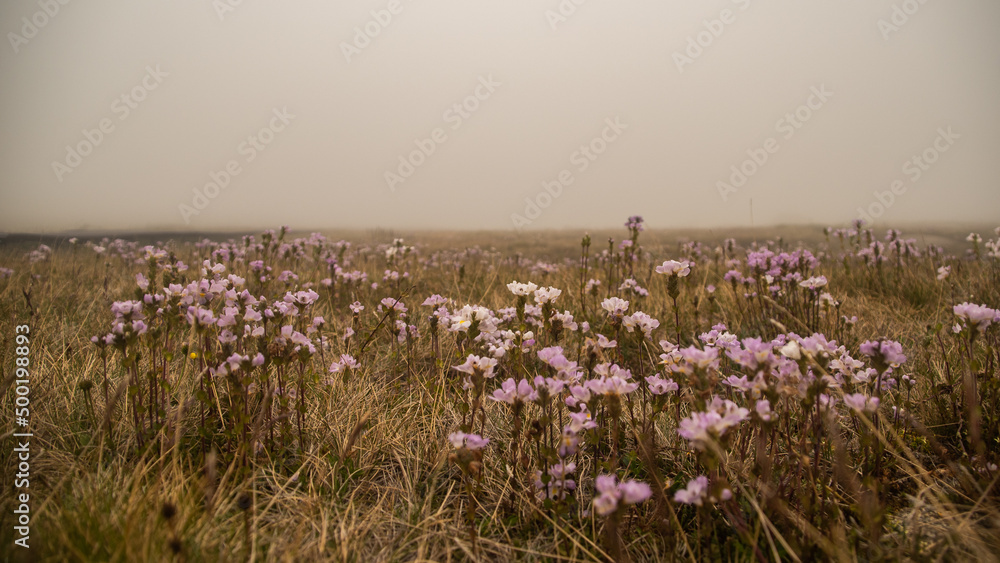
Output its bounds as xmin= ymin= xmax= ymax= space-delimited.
xmin=1 ymin=218 xmax=998 ymax=562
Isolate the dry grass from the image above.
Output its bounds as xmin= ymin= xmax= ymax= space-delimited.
xmin=0 ymin=223 xmax=998 ymax=562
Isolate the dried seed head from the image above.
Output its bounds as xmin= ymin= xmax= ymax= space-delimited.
xmin=161 ymin=502 xmax=177 ymax=521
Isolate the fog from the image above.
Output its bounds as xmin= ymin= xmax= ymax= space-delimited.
xmin=1 ymin=0 xmax=998 ymax=233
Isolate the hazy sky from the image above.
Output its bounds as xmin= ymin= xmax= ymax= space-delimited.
xmin=1 ymin=0 xmax=998 ymax=233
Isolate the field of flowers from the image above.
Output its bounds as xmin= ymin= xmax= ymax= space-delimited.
xmin=1 ymin=218 xmax=999 ymax=561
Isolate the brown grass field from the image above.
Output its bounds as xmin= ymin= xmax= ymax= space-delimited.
xmin=0 ymin=222 xmax=998 ymax=562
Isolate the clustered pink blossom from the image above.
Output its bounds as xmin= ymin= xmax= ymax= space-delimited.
xmin=655 ymin=259 xmax=691 ymax=277
xmin=593 ymin=474 xmax=652 ymax=516
xmin=953 ymin=302 xmax=999 ymax=333
xmin=678 ymin=397 xmax=750 ymax=450
xmin=448 ymin=431 xmax=489 ymax=451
